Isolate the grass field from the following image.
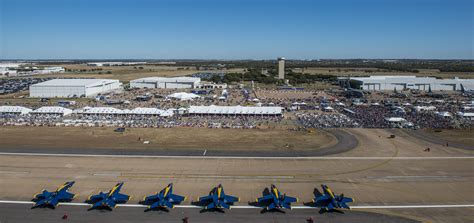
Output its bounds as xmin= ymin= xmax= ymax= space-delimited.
xmin=0 ymin=126 xmax=335 ymax=151
xmin=33 ymin=64 xmax=245 ymax=82
xmin=297 ymin=67 xmax=474 ymax=79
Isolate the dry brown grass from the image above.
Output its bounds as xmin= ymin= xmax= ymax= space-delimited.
xmin=0 ymin=126 xmax=335 ymax=151
xmin=33 ymin=64 xmax=245 ymax=82
xmin=298 ymin=67 xmax=474 ymax=79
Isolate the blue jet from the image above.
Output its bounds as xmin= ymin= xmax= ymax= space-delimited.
xmin=314 ymin=184 xmax=354 ymax=211
xmin=256 ymin=184 xmax=298 ymax=210
xmin=32 ymin=181 xmax=76 ymax=209
xmin=198 ymin=184 xmax=239 ymax=209
xmin=142 ymin=183 xmax=186 ymax=209
xmin=87 ymin=182 xmax=131 ymax=210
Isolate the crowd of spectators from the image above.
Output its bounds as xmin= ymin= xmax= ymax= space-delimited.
xmin=296 ymin=112 xmax=359 ymax=128
xmin=0 ymin=113 xmax=282 ymax=129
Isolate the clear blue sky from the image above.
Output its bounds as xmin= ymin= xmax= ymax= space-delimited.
xmin=0 ymin=0 xmax=472 ymax=59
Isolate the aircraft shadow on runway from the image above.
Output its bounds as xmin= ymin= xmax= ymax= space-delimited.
xmin=248 ymin=187 xmax=286 ymax=214
xmin=302 ymin=188 xmax=345 ymax=215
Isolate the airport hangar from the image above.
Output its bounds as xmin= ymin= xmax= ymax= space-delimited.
xmin=130 ymin=77 xmax=201 ymax=89
xmin=29 ymin=79 xmax=122 ymax=98
xmin=340 ymin=76 xmax=474 ymax=91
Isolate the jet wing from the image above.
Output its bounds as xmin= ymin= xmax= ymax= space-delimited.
xmin=149 ymin=200 xmax=172 ymax=209
xmin=257 ymin=194 xmax=273 ymax=203
xmin=223 ymin=195 xmax=239 ymax=203
xmin=143 ymin=194 xmax=160 ymax=203
xmin=205 ymin=201 xmax=216 ymax=209
xmin=88 ymin=193 xmax=106 ymax=202
xmin=283 ymin=195 xmax=297 ymax=204
xmin=114 ymin=193 xmax=130 ymax=203
xmin=199 ymin=195 xmax=213 ymax=202
xmin=327 ymin=202 xmax=335 ymax=210
xmin=219 ymin=201 xmax=231 ymax=209
xmin=57 ymin=191 xmax=75 ymax=200
xmin=169 ymin=194 xmax=185 ymax=203
xmin=34 ymin=190 xmax=51 ymax=200
xmin=341 ymin=197 xmax=354 ymax=203
xmin=315 ymin=194 xmax=329 ymax=203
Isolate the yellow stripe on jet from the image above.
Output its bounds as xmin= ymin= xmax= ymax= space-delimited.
xmin=272 ymin=187 xmax=279 ymax=199
xmin=56 ymin=182 xmax=69 ymax=192
xmin=108 ymin=184 xmax=120 ymax=197
xmin=217 ymin=187 xmax=222 ymax=198
xmin=326 ymin=188 xmax=335 ymax=199
xmin=164 ymin=186 xmax=171 ymax=197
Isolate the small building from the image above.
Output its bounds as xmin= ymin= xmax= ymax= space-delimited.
xmin=29 ymin=79 xmax=122 ymax=98
xmin=130 ymin=77 xmax=201 ymax=89
xmin=339 ymin=76 xmax=474 ymax=91
xmin=197 ymin=82 xmax=227 ymax=89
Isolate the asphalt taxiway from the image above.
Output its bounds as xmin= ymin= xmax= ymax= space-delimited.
xmin=0 ymin=203 xmax=420 ymax=223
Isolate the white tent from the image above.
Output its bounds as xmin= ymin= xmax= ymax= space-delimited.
xmin=32 ymin=106 xmax=72 ymax=116
xmin=167 ymin=92 xmax=200 ymax=101
xmin=385 ymin=117 xmax=407 ymax=123
xmin=188 ymin=105 xmax=282 ymax=115
xmin=160 ymin=109 xmax=175 ymax=117
xmin=322 ymin=106 xmax=334 ymax=112
xmin=435 ymin=111 xmax=452 ymax=117
xmin=414 ymin=106 xmax=436 ymax=112
xmin=129 ymin=107 xmax=165 ymax=115
xmin=81 ymin=107 xmax=123 ymax=115
xmin=0 ymin=106 xmax=32 ymax=115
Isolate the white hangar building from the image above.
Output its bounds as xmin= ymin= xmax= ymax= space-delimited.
xmin=343 ymin=76 xmax=474 ymax=91
xmin=130 ymin=77 xmax=201 ymax=89
xmin=30 ymin=79 xmax=122 ymax=98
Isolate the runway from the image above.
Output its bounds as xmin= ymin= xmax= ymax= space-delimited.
xmin=0 ymin=151 xmax=472 ymax=159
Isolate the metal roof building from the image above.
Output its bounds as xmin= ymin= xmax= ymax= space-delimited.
xmin=130 ymin=77 xmax=201 ymax=89
xmin=340 ymin=76 xmax=474 ymax=91
xmin=29 ymin=79 xmax=122 ymax=98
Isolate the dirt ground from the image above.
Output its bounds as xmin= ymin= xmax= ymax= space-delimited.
xmin=421 ymin=129 xmax=474 ymax=147
xmin=0 ymin=126 xmax=335 ymax=151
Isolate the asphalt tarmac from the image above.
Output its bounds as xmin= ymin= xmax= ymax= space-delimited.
xmin=0 ymin=203 xmax=419 ymax=223
xmin=0 ymin=129 xmax=358 ymax=157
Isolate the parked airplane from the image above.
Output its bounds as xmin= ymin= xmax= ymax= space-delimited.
xmin=142 ymin=183 xmax=186 ymax=210
xmin=313 ymin=184 xmax=354 ymax=211
xmin=32 ymin=181 xmax=76 ymax=209
xmin=461 ymin=83 xmax=474 ymax=96
xmin=256 ymin=184 xmax=298 ymax=210
xmin=87 ymin=182 xmax=130 ymax=210
xmin=198 ymin=184 xmax=239 ymax=209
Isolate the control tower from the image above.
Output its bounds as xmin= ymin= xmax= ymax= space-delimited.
xmin=277 ymin=57 xmax=285 ymax=79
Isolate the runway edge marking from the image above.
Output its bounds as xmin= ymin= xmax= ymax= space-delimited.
xmin=0 ymin=152 xmax=473 ymax=160
xmin=1 ymin=200 xmax=473 ymax=209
